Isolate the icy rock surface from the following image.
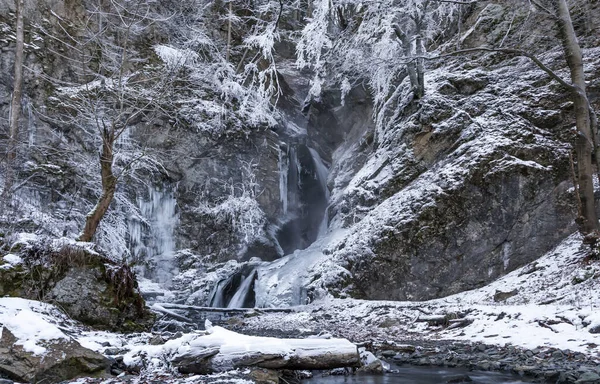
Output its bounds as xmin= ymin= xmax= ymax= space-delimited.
xmin=311 ymin=57 xmax=579 ymax=301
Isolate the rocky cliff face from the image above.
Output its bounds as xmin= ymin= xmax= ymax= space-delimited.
xmin=0 ymin=0 xmax=598 ymax=306
xmin=303 ymin=1 xmax=600 ymax=301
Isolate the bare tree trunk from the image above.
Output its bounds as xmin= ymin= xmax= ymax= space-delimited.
xmin=394 ymin=27 xmax=420 ymax=99
xmin=414 ymin=31 xmax=425 ymax=99
xmin=589 ymin=105 xmax=600 ymax=185
xmin=555 ymin=0 xmax=599 ymax=233
xmin=226 ymin=0 xmax=232 ymax=62
xmin=78 ymin=131 xmax=117 ymax=242
xmin=2 ymin=0 xmax=25 ymax=200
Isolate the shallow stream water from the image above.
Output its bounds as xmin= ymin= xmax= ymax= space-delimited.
xmin=306 ymin=365 xmax=530 ymax=384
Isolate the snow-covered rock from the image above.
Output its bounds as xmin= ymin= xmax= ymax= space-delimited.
xmin=0 ymin=298 xmax=109 ymax=383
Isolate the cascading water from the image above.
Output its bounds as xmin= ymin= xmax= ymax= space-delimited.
xmin=227 ymin=270 xmax=257 ymax=308
xmin=209 ymin=267 xmax=257 ymax=308
xmin=308 ymin=147 xmax=331 ymax=237
xmin=276 ymin=142 xmax=330 ymax=254
xmin=128 ymin=186 xmax=178 ymax=285
xmin=210 ymin=141 xmax=332 ymax=308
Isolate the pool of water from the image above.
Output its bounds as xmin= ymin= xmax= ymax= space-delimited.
xmin=305 ymin=365 xmax=530 ymax=384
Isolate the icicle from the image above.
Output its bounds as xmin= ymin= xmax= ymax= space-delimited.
xmin=278 ymin=145 xmax=289 ymax=215
xmin=129 ymin=186 xmax=178 ymax=284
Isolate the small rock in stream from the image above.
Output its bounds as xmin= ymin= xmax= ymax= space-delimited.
xmin=446 ymin=374 xmax=473 ymax=383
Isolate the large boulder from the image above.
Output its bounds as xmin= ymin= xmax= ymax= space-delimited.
xmin=0 ymin=328 xmax=109 ymax=383
xmin=0 ymin=237 xmax=154 ymax=332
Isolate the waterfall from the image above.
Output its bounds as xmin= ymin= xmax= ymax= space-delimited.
xmin=278 ymin=145 xmax=289 ymax=215
xmin=287 ymin=145 xmax=301 ymax=212
xmin=208 ymin=143 xmax=331 ymax=309
xmin=276 ymin=143 xmax=331 ymax=254
xmin=129 ymin=186 xmax=178 ymax=285
xmin=209 ymin=268 xmax=257 ymax=308
xmin=308 ymin=147 xmax=330 ymax=237
xmin=227 ymin=270 xmax=257 ymax=308
xmin=308 ymin=148 xmax=330 ymax=201
xmin=209 ymin=278 xmax=227 ymax=308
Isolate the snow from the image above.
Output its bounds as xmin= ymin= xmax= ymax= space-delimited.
xmin=122 ymin=320 xmax=357 ymax=372
xmin=1 ymin=253 xmax=22 ymax=269
xmin=154 ymin=45 xmax=198 ymax=69
xmin=1 ymin=230 xmax=598 ymax=382
xmin=0 ymin=298 xmax=68 ymax=355
xmin=241 ymin=233 xmax=600 ymax=357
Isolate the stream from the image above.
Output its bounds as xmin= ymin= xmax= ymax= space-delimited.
xmin=306 ymin=366 xmax=530 ymax=384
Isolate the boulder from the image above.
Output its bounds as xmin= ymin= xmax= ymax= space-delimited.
xmin=0 ymin=239 xmax=154 ymax=332
xmin=0 ymin=328 xmax=109 ymax=383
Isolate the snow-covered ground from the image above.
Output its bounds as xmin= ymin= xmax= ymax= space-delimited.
xmin=240 ymin=232 xmax=600 ymax=358
xmin=1 ymin=231 xmax=599 ymax=382
xmin=0 ymin=298 xmax=70 ymax=355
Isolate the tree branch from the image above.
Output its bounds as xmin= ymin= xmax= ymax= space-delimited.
xmin=528 ymin=0 xmax=558 ymax=18
xmin=434 ymin=0 xmax=476 ymax=4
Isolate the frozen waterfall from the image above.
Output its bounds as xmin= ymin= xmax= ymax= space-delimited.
xmin=275 ymin=143 xmax=330 ymax=255
xmin=128 ymin=186 xmax=178 ymax=285
xmin=210 ymin=143 xmax=332 ymax=308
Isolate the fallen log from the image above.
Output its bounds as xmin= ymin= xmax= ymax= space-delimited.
xmin=154 ymin=302 xmax=294 ymax=313
xmin=172 ymin=321 xmax=360 ymax=374
xmin=151 ymin=303 xmax=193 ymax=323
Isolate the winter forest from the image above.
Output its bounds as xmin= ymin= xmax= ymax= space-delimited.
xmin=1 ymin=0 xmax=600 ymax=383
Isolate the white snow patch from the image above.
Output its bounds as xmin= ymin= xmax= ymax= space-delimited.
xmin=0 ymin=298 xmax=68 ymax=355
xmin=1 ymin=254 xmax=22 ymax=269
xmin=154 ymin=45 xmax=198 ymax=68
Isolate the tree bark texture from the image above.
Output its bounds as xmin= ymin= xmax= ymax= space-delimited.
xmin=78 ymin=131 xmax=117 ymax=242
xmin=555 ymin=0 xmax=599 ymax=233
xmin=2 ymin=0 xmax=25 ymax=200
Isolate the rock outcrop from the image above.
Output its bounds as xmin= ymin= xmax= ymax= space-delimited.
xmin=0 ymin=238 xmax=154 ymax=332
xmin=0 ymin=328 xmax=109 ymax=383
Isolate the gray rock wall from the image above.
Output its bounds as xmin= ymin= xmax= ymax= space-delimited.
xmin=302 ymin=1 xmax=600 ymax=301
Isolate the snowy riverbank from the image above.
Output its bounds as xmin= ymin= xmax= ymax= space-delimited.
xmin=1 ymin=232 xmax=600 ymax=383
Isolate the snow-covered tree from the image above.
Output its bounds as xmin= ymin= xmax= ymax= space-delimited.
xmin=47 ymin=0 xmax=179 ymax=242
xmin=153 ymin=0 xmax=287 ymax=135
xmin=297 ymin=0 xmax=459 ymax=105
